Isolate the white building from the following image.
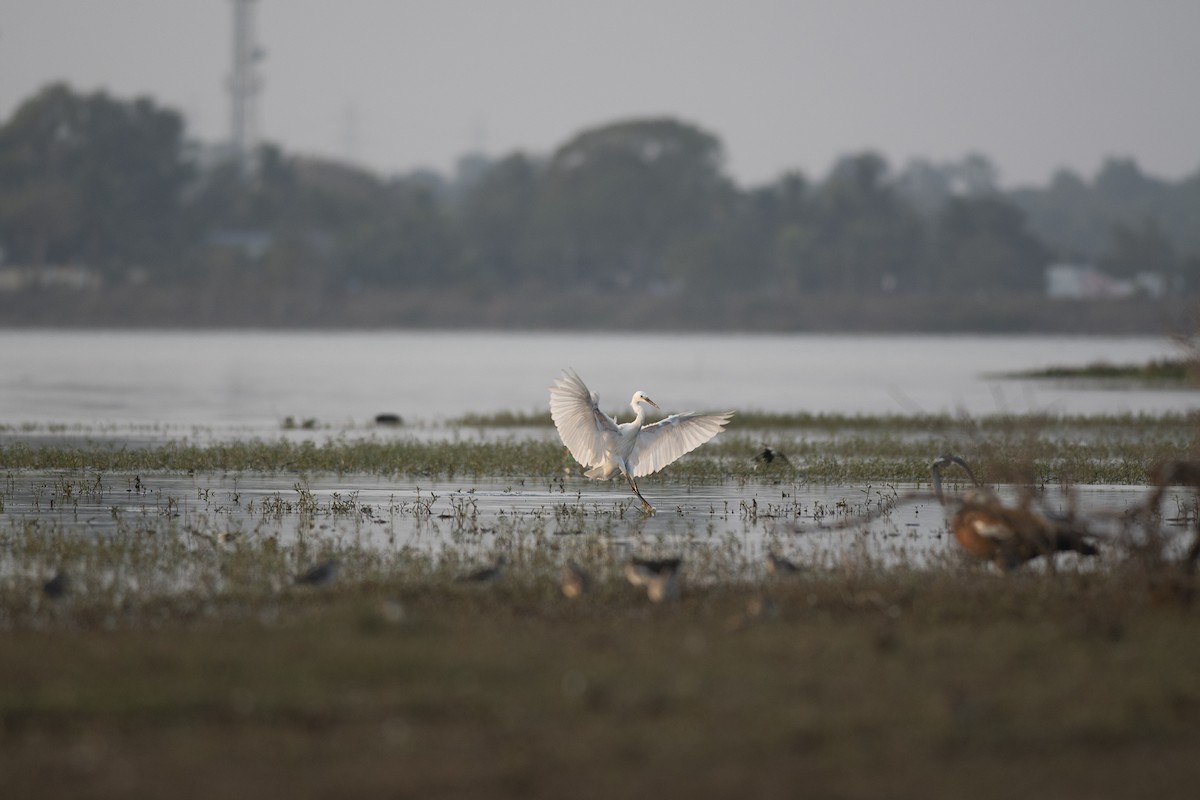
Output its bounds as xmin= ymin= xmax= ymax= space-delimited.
xmin=1045 ymin=262 xmax=1165 ymax=300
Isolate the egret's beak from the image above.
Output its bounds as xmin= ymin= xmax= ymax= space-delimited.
xmin=646 ymin=397 xmax=660 ymax=409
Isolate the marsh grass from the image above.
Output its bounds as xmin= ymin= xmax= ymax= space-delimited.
xmin=2 ymin=526 xmax=1199 ymax=799
xmin=2 ymin=409 xmax=1196 ymax=484
xmin=1001 ymin=357 xmax=1199 ymax=384
xmin=3 ymin=411 xmax=1200 ymax=797
xmin=453 ymin=407 xmax=1200 ymax=430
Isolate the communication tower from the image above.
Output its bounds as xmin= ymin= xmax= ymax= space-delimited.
xmin=229 ymin=0 xmax=263 ymax=171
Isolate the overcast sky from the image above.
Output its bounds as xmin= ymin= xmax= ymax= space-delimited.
xmin=3 ymin=0 xmax=1198 ymax=188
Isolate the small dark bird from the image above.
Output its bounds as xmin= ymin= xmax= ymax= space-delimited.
xmin=625 ymin=556 xmax=683 ymax=603
xmin=756 ymin=446 xmax=789 ymax=466
xmin=931 ymin=454 xmax=1098 ymax=572
xmin=42 ymin=569 xmax=69 ymax=599
xmin=765 ymin=552 xmax=801 ymax=576
xmin=295 ymin=559 xmax=339 ymax=587
xmin=461 ymin=555 xmax=508 ymax=584
xmin=561 ymin=561 xmax=591 ymax=598
xmin=374 ymin=413 xmax=403 ymax=426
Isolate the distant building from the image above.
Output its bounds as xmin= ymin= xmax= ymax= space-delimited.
xmin=0 ymin=265 xmax=103 ymax=292
xmin=1045 ymin=262 xmax=1165 ymax=300
xmin=207 ymin=229 xmax=273 ymax=259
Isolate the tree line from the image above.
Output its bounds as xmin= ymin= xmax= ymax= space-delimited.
xmin=2 ymin=83 xmax=1198 ymax=297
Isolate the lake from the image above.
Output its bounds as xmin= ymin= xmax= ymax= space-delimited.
xmin=0 ymin=329 xmax=1193 ymax=570
xmin=0 ymin=330 xmax=1194 ymax=434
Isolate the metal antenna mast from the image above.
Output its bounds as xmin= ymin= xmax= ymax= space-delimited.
xmin=229 ymin=0 xmax=263 ymax=171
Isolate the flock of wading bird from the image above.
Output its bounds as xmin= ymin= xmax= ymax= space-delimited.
xmin=42 ymin=371 xmax=1196 ymax=607
xmin=543 ymin=369 xmax=1200 ymax=603
xmin=280 ymin=446 xmax=1199 ymax=606
xmin=280 ymin=450 xmax=1200 ymax=607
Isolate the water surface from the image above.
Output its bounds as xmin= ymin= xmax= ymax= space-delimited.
xmin=1 ymin=329 xmax=1192 ymax=577
xmin=2 ymin=469 xmax=1171 ymax=573
xmin=0 ymin=331 xmax=1193 ymax=436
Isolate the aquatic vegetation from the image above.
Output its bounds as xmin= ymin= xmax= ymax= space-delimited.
xmin=451 ymin=408 xmax=1200 ymax=431
xmin=2 ymin=412 xmax=1200 ymax=797
xmin=1001 ymin=357 xmax=1197 ymax=384
xmin=2 ymin=491 xmax=1200 ymax=797
xmin=1 ymin=407 xmax=1195 ymax=485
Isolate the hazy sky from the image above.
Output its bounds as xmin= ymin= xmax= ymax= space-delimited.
xmin=3 ymin=1 xmax=1198 ymax=187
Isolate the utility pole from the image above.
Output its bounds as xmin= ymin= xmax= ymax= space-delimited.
xmin=229 ymin=0 xmax=263 ymax=173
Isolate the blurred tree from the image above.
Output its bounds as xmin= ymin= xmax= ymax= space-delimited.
xmin=954 ymin=153 xmax=1000 ymax=195
xmin=185 ymin=144 xmax=295 ymax=233
xmin=794 ymin=152 xmax=924 ymax=293
xmin=1098 ymin=217 xmax=1178 ymax=279
xmin=179 ymin=143 xmax=301 ymax=285
xmin=183 ymin=149 xmax=454 ymax=289
xmin=932 ymin=195 xmax=1050 ymax=293
xmin=1166 ymin=168 xmax=1200 ymax=258
xmin=454 ymin=153 xmax=540 ymax=287
xmin=523 ymin=118 xmax=735 ymax=288
xmin=341 ymin=178 xmax=452 ymax=287
xmin=1010 ymin=168 xmax=1105 ymax=259
xmin=663 ymin=172 xmax=812 ymax=292
xmin=1011 ymin=157 xmax=1199 ymax=267
xmin=895 ymin=153 xmax=999 ymax=218
xmin=894 ymin=157 xmax=949 ymax=218
xmin=1094 ymin=158 xmax=1161 ymax=212
xmin=0 ymin=83 xmax=191 ymax=277
xmin=4 ymin=82 xmax=1196 ymax=312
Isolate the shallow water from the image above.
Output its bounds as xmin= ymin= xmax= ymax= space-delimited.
xmin=1 ymin=330 xmax=1194 ymax=583
xmin=3 ymin=468 xmax=1183 ymax=577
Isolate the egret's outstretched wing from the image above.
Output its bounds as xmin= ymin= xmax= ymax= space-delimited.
xmin=629 ymin=411 xmax=733 ymax=477
xmin=549 ymin=369 xmax=620 ymax=468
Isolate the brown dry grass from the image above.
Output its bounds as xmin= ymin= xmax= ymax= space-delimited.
xmin=2 ymin=564 xmax=1199 ymax=799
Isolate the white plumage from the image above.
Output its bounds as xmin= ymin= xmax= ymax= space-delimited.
xmin=549 ymin=368 xmax=733 ymax=510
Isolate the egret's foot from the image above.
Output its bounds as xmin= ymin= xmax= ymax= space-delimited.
xmin=640 ymin=499 xmax=656 ymax=515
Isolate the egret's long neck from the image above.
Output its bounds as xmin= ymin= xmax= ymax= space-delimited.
xmin=631 ymin=402 xmax=647 ymax=429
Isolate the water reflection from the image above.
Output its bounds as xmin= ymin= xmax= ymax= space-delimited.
xmin=2 ymin=470 xmax=1177 ymax=574
xmin=0 ymin=331 xmax=1194 ymax=432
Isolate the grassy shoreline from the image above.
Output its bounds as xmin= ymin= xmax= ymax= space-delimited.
xmin=3 ymin=413 xmax=1200 ymax=798
xmin=1000 ymin=357 xmax=1198 ymax=384
xmin=2 ymin=411 xmax=1195 ymax=484
xmin=2 ymin=565 xmax=1200 ymax=798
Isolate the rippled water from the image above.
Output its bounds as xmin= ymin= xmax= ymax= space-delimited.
xmin=3 ymin=467 xmax=1182 ymax=574
xmin=0 ymin=331 xmax=1194 ymax=436
xmin=1 ymin=330 xmax=1193 ymax=571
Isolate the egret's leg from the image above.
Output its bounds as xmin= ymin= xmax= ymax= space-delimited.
xmin=625 ymin=474 xmax=655 ymax=513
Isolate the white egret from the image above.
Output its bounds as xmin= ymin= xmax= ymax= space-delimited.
xmin=549 ymin=368 xmax=733 ymax=512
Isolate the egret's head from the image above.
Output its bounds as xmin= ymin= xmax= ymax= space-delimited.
xmin=631 ymin=391 xmax=659 ymax=410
